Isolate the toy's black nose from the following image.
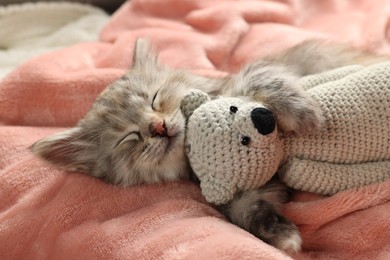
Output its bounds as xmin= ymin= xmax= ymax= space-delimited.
xmin=250 ymin=107 xmax=276 ymax=135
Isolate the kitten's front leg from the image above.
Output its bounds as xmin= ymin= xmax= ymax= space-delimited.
xmin=219 ymin=179 xmax=301 ymax=252
xmin=224 ymin=61 xmax=323 ymax=134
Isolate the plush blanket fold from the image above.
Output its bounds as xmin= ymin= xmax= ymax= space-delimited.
xmin=1 ymin=0 xmax=390 ymax=259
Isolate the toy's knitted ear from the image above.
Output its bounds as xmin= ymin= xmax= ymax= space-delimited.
xmin=180 ymin=89 xmax=211 ymax=120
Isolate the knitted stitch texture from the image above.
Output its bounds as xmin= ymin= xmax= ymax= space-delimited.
xmin=182 ymin=62 xmax=390 ymax=205
xmin=280 ymin=62 xmax=390 ymax=194
xmin=182 ymin=92 xmax=283 ymax=205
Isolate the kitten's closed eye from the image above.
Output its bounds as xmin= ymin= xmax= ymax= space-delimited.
xmin=151 ymin=90 xmax=160 ymax=111
xmin=117 ymin=131 xmax=141 ymax=146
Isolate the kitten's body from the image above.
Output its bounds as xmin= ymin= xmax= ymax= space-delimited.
xmin=31 ymin=39 xmax=386 ymax=252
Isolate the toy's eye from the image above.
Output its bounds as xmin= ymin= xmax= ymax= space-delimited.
xmin=241 ymin=136 xmax=251 ymax=145
xmin=230 ymin=106 xmax=238 ymax=113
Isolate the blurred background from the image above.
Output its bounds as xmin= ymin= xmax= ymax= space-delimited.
xmin=0 ymin=0 xmax=129 ymax=78
xmin=1 ymin=0 xmax=127 ymax=13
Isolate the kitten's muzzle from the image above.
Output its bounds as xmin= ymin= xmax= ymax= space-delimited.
xmin=150 ymin=120 xmax=168 ymax=137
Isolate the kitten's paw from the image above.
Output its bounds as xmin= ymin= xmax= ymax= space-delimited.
xmin=235 ymin=61 xmax=324 ymax=134
xmin=251 ymin=206 xmax=301 ymax=252
xmin=220 ymin=182 xmax=301 ymax=252
xmin=278 ymin=229 xmax=302 ymax=253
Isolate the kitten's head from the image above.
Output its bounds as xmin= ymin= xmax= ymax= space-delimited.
xmin=31 ymin=39 xmax=193 ymax=186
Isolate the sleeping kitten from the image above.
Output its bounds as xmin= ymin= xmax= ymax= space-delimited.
xmin=31 ymin=39 xmax=386 ymax=252
xmin=31 ymin=39 xmax=226 ymax=186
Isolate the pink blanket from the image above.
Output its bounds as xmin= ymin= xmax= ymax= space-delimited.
xmin=1 ymin=0 xmax=390 ymax=259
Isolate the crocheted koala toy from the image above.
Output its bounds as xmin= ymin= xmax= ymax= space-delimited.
xmin=181 ymin=63 xmax=390 ymax=205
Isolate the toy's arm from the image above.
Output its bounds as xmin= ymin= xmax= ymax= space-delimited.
xmin=298 ymin=65 xmax=363 ymax=91
xmin=279 ymin=158 xmax=390 ymax=195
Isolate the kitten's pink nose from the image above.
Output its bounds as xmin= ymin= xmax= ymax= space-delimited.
xmin=150 ymin=120 xmax=167 ymax=137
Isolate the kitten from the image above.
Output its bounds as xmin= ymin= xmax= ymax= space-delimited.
xmin=31 ymin=39 xmax=386 ymax=252
xmin=31 ymin=39 xmax=226 ymax=186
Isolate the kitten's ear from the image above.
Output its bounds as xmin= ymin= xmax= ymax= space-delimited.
xmin=30 ymin=127 xmax=97 ymax=173
xmin=132 ymin=38 xmax=159 ymax=69
xmin=180 ymin=89 xmax=211 ymax=120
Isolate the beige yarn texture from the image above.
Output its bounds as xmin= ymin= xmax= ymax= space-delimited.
xmin=280 ymin=63 xmax=390 ymax=194
xmin=183 ymin=63 xmax=390 ymax=205
xmin=183 ymin=94 xmax=283 ymax=205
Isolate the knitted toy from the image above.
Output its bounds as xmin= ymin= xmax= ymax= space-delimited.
xmin=181 ymin=63 xmax=390 ymax=205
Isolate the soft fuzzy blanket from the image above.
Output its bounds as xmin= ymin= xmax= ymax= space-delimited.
xmin=1 ymin=0 xmax=390 ymax=259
